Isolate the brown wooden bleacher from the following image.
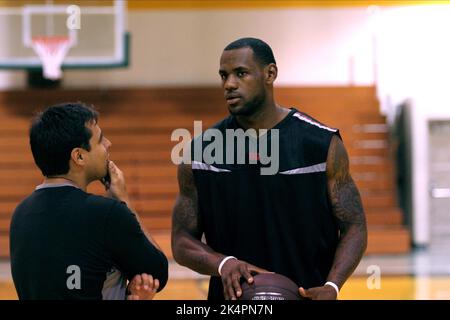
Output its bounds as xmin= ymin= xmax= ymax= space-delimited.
xmin=0 ymin=86 xmax=410 ymax=259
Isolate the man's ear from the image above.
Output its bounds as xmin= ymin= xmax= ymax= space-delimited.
xmin=265 ymin=63 xmax=278 ymax=85
xmin=71 ymin=148 xmax=85 ymax=165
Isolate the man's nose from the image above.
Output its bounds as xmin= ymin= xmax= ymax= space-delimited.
xmin=224 ymin=75 xmax=238 ymax=91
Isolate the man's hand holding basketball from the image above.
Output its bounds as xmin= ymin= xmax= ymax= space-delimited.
xmin=299 ymin=285 xmax=337 ymax=300
xmin=219 ymin=258 xmax=270 ymax=300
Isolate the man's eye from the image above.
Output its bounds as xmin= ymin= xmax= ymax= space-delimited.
xmin=237 ymin=71 xmax=247 ymax=77
xmin=220 ymin=74 xmax=226 ymax=80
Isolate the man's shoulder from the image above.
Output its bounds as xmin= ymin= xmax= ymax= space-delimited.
xmin=85 ymin=193 xmax=125 ymax=213
xmin=287 ymin=108 xmax=342 ymax=161
xmin=11 ymin=187 xmax=119 ymax=225
xmin=12 ymin=192 xmax=37 ymax=215
xmin=84 ymin=194 xmax=138 ymax=228
xmin=13 ymin=186 xmax=85 ymax=213
xmin=289 ymin=108 xmax=339 ymax=134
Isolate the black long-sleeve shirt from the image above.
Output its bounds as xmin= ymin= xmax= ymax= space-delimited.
xmin=10 ymin=185 xmax=168 ymax=300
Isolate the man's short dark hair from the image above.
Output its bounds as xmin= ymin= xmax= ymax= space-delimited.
xmin=30 ymin=102 xmax=98 ymax=177
xmin=224 ymin=37 xmax=276 ymax=66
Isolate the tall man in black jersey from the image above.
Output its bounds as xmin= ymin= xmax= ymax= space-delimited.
xmin=171 ymin=38 xmax=367 ymax=300
xmin=10 ymin=103 xmax=168 ymax=299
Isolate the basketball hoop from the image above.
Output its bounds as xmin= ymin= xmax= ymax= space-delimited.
xmin=31 ymin=36 xmax=74 ymax=80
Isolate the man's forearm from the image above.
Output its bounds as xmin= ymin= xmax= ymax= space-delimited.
xmin=115 ymin=195 xmax=163 ymax=252
xmin=326 ymin=223 xmax=367 ymax=289
xmin=131 ymin=207 xmax=162 ymax=252
xmin=173 ymin=231 xmax=226 ymax=276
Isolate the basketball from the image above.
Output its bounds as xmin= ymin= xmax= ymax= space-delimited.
xmin=239 ymin=273 xmax=302 ymax=300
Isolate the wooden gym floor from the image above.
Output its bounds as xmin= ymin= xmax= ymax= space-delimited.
xmin=2 ymin=256 xmax=450 ymax=300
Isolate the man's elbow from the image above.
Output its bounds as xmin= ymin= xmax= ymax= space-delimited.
xmin=156 ymin=254 xmax=169 ymax=292
xmin=360 ymin=224 xmax=368 ymax=256
xmin=172 ymin=245 xmax=186 ymax=268
xmin=141 ymin=250 xmax=170 ymax=292
xmin=171 ymin=232 xmax=187 ymax=267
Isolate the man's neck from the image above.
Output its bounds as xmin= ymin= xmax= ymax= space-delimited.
xmin=235 ymin=102 xmax=290 ymax=131
xmin=43 ymin=175 xmax=87 ymax=192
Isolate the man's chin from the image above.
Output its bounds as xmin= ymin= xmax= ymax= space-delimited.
xmin=228 ymin=104 xmax=244 ymax=115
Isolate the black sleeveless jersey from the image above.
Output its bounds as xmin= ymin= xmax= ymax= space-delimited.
xmin=191 ymin=108 xmax=341 ymax=300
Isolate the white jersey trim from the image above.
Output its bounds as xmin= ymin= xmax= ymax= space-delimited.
xmin=192 ymin=161 xmax=231 ymax=172
xmin=293 ymin=112 xmax=337 ymax=132
xmin=280 ymin=162 xmax=327 ymax=175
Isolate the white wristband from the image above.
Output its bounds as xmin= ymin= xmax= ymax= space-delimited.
xmin=218 ymin=256 xmax=237 ymax=276
xmin=325 ymin=281 xmax=339 ymax=295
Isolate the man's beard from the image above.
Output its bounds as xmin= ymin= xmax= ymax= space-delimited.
xmin=229 ymin=92 xmax=266 ymax=117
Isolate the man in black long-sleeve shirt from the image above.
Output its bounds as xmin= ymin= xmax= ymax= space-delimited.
xmin=10 ymin=102 xmax=168 ymax=300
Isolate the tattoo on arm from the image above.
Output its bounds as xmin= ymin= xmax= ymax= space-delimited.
xmin=326 ymin=135 xmax=368 ymax=288
xmin=172 ymin=163 xmax=201 ymax=238
xmin=171 ymin=164 xmax=223 ymax=274
xmin=327 ymin=135 xmax=366 ymax=229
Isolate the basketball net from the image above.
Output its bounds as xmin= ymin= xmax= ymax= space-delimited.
xmin=31 ymin=36 xmax=73 ymax=80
